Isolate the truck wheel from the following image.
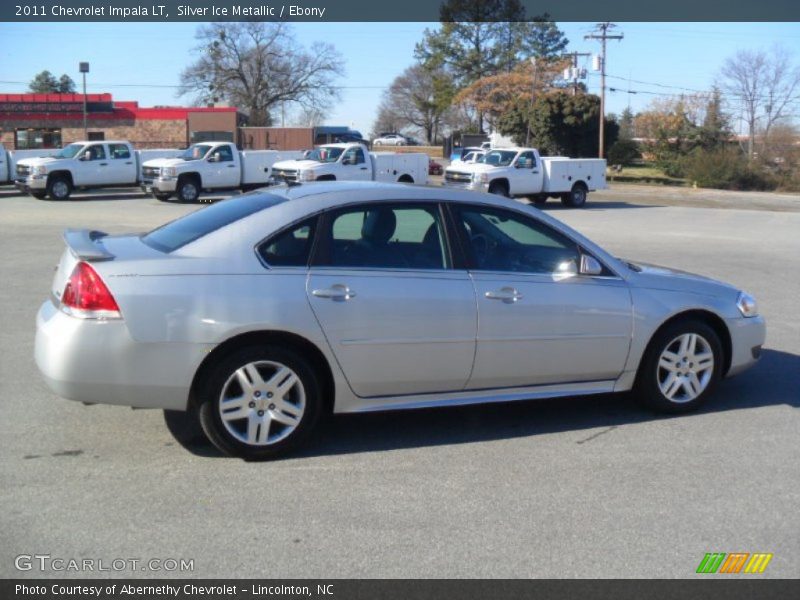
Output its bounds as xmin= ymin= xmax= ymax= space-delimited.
xmin=47 ymin=176 xmax=72 ymax=201
xmin=398 ymin=175 xmax=414 ymax=184
xmin=531 ymin=194 xmax=548 ymax=206
xmin=176 ymin=177 xmax=200 ymax=203
xmin=197 ymin=345 xmax=323 ymax=460
xmin=30 ymin=191 xmax=47 ymax=200
xmin=153 ymin=192 xmax=172 ymax=202
xmin=488 ymin=181 xmax=510 ymax=197
xmin=561 ymin=182 xmax=588 ymax=208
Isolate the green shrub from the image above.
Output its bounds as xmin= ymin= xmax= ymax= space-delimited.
xmin=607 ymin=139 xmax=640 ymax=166
xmin=681 ymin=148 xmax=777 ymax=191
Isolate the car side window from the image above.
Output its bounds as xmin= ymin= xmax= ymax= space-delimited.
xmin=324 ymin=204 xmax=448 ymax=270
xmin=343 ymin=147 xmax=365 ymax=165
xmin=456 ymin=206 xmax=580 ymax=274
xmin=216 ymin=146 xmax=234 ymax=162
xmin=258 ymin=217 xmax=317 ymax=267
xmin=109 ymin=144 xmax=131 ymax=159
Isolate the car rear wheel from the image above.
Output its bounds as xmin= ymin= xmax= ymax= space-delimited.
xmin=198 ymin=345 xmax=322 ymax=460
xmin=634 ymin=320 xmax=723 ymax=413
xmin=47 ymin=176 xmax=72 ymax=201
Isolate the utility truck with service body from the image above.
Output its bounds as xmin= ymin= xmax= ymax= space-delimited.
xmin=141 ymin=142 xmax=304 ymax=202
xmin=270 ymin=143 xmax=429 ymax=185
xmin=1 ymin=146 xmax=60 ymax=186
xmin=14 ymin=141 xmax=181 ymax=200
xmin=444 ymin=147 xmax=606 ymax=208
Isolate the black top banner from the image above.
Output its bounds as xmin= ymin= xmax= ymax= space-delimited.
xmin=2 ymin=0 xmax=800 ymax=22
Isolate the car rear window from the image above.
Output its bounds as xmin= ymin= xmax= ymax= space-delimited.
xmin=142 ymin=193 xmax=286 ymax=253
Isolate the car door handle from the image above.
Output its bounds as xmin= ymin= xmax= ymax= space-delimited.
xmin=125 ymin=161 xmax=133 ymax=165
xmin=485 ymin=287 xmax=523 ymax=303
xmin=531 ymin=170 xmax=539 ymax=174
xmin=360 ymin=167 xmax=368 ymax=170
xmin=99 ymin=163 xmax=108 ymax=166
xmin=312 ymin=285 xmax=357 ymax=301
xmin=227 ymin=164 xmax=236 ymax=168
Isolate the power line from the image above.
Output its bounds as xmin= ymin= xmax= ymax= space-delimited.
xmin=585 ymin=22 xmax=623 ymax=158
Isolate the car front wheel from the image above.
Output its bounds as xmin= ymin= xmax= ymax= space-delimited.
xmin=198 ymin=345 xmax=322 ymax=460
xmin=635 ymin=320 xmax=723 ymax=413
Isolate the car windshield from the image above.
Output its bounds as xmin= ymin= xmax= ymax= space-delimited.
xmin=178 ymin=144 xmax=213 ymax=161
xmin=483 ymin=150 xmax=518 ymax=167
xmin=303 ymin=146 xmax=345 ymax=163
xmin=141 ymin=193 xmax=287 ymax=253
xmin=52 ymin=143 xmax=84 ymax=159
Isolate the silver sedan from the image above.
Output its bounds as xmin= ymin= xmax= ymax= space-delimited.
xmin=35 ymin=182 xmax=766 ymax=459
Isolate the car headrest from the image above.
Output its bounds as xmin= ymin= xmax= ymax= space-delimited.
xmin=361 ymin=208 xmax=396 ymax=245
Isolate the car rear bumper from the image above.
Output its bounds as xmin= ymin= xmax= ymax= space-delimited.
xmin=35 ymin=299 xmax=207 ymax=411
xmin=725 ymin=315 xmax=766 ymax=377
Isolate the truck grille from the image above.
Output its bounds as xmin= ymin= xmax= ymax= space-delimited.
xmin=16 ymin=164 xmax=31 ymax=177
xmin=272 ymin=168 xmax=298 ymax=182
xmin=444 ymin=170 xmax=473 ymax=185
xmin=142 ymin=166 xmax=160 ymax=180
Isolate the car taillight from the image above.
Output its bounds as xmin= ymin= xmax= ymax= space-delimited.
xmin=61 ymin=262 xmax=121 ymax=319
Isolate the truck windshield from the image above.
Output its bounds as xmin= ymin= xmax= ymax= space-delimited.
xmin=303 ymin=146 xmax=345 ymax=163
xmin=52 ymin=144 xmax=84 ymax=159
xmin=483 ymin=150 xmax=518 ymax=167
xmin=178 ymin=144 xmax=213 ymax=161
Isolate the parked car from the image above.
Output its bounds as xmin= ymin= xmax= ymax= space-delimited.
xmin=35 ymin=182 xmax=765 ymax=460
xmin=428 ymin=158 xmax=443 ymax=176
xmin=271 ymin=143 xmax=428 ymax=185
xmin=14 ymin=141 xmax=183 ymax=201
xmin=141 ymin=142 xmax=303 ymax=202
xmin=444 ymin=147 xmax=607 ymax=208
xmin=373 ymin=134 xmax=407 ymax=146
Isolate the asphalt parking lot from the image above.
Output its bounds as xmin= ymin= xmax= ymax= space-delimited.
xmin=0 ymin=185 xmax=798 ymax=579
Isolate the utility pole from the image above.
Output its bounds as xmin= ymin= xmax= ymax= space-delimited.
xmin=79 ymin=62 xmax=89 ymax=139
xmin=525 ymin=57 xmax=537 ymax=147
xmin=585 ymin=23 xmax=623 ymax=158
xmin=561 ymin=52 xmax=591 ymax=96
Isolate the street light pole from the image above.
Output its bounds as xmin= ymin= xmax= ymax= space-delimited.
xmin=79 ymin=62 xmax=89 ymax=139
xmin=525 ymin=57 xmax=537 ymax=147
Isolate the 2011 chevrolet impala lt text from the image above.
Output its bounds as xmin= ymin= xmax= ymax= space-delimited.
xmin=34 ymin=182 xmax=765 ymax=459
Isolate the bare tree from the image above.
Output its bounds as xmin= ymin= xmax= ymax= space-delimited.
xmin=374 ymin=65 xmax=455 ymax=144
xmin=179 ymin=23 xmax=344 ymax=127
xmin=721 ymin=46 xmax=800 ymax=160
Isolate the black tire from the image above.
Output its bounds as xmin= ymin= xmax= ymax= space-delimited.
xmin=163 ymin=408 xmax=208 ymax=446
xmin=561 ymin=182 xmax=588 ymax=208
xmin=488 ymin=180 xmax=510 ymax=197
xmin=316 ymin=175 xmax=336 ymax=182
xmin=531 ymin=194 xmax=548 ymax=206
xmin=398 ymin=175 xmax=414 ymax=184
xmin=198 ymin=345 xmax=322 ymax=460
xmin=30 ymin=191 xmax=47 ymax=200
xmin=47 ymin=176 xmax=72 ymax=201
xmin=153 ymin=192 xmax=172 ymax=202
xmin=176 ymin=176 xmax=200 ymax=203
xmin=634 ymin=319 xmax=723 ymax=413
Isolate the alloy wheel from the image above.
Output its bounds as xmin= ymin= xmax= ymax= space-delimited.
xmin=657 ymin=333 xmax=715 ymax=403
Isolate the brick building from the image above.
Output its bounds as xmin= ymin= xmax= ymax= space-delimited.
xmin=0 ymin=93 xmax=240 ymax=150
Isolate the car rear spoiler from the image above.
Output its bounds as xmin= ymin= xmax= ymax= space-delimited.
xmin=63 ymin=228 xmax=114 ymax=261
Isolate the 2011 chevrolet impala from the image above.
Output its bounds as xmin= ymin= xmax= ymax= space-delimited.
xmin=35 ymin=182 xmax=765 ymax=459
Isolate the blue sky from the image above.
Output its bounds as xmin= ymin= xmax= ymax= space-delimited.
xmin=1 ymin=22 xmax=799 ymax=136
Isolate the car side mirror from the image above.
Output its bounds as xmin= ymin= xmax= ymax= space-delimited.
xmin=79 ymin=151 xmax=91 ymax=161
xmin=342 ymin=157 xmax=352 ymax=165
xmin=580 ymin=255 xmax=604 ymax=276
xmin=208 ymin=153 xmax=220 ymax=163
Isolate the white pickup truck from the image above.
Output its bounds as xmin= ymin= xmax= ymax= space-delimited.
xmin=142 ymin=141 xmax=304 ymax=202
xmin=1 ymin=147 xmax=60 ymax=186
xmin=443 ymin=147 xmax=607 ymax=208
xmin=14 ymin=141 xmax=181 ymax=200
xmin=270 ymin=143 xmax=429 ymax=185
